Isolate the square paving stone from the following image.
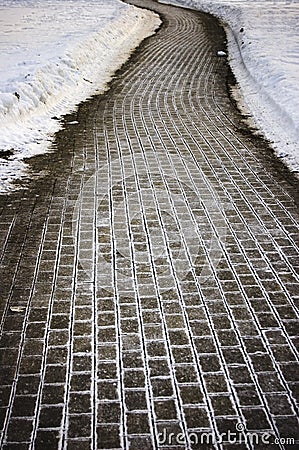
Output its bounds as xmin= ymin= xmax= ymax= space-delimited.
xmin=41 ymin=383 xmax=65 ymax=405
xmin=122 ymin=334 xmax=141 ymax=351
xmin=212 ymin=314 xmax=232 ymax=331
xmin=98 ymin=313 xmax=115 ymax=327
xmin=271 ymin=346 xmax=297 ymax=362
xmin=146 ymin=341 xmax=167 ymax=358
xmin=27 ymin=308 xmax=48 ymax=322
xmin=98 ymin=381 xmax=118 ymax=401
xmin=172 ymin=347 xmax=194 ymax=364
xmin=143 ymin=325 xmax=164 ymax=340
xmin=236 ymin=320 xmax=259 ymax=336
xmin=12 ymin=396 xmax=37 ymax=417
xmin=235 ymin=385 xmax=262 ymax=406
xmin=194 ymin=338 xmax=216 ymax=354
xmin=160 ymin=290 xmax=180 ymax=302
xmin=179 ymin=384 xmax=204 ymax=405
xmin=210 ymin=394 xmax=236 ymax=416
xmin=50 ymin=314 xmax=70 ymax=330
xmin=122 ymin=351 xmax=144 ymax=369
xmin=73 ymin=337 xmax=92 ymax=354
xmin=185 ymin=307 xmax=206 ymax=321
xmin=242 ymin=337 xmax=267 ymax=354
xmin=65 ymin=439 xmax=92 ymax=450
xmin=249 ymin=353 xmax=275 ymax=372
xmin=46 ymin=346 xmax=68 ymax=365
xmin=35 ymin=430 xmax=60 ymax=448
xmin=124 ymin=370 xmax=146 ymax=389
xmin=19 ymin=357 xmax=42 ymax=376
xmin=257 ymin=372 xmax=285 ymax=393
xmin=217 ymin=330 xmax=239 ymax=346
xmin=168 ymin=330 xmax=189 ymax=346
xmin=274 ymin=416 xmax=299 ymax=440
xmin=183 ymin=406 xmax=210 ymax=428
xmin=227 ymin=366 xmax=253 ymax=385
xmin=175 ymin=365 xmax=198 ymax=383
xmin=98 ymin=402 xmax=121 ymax=424
xmin=151 ymin=378 xmax=174 ymax=398
xmin=266 ymin=394 xmax=294 ymax=416
xmin=51 ymin=300 xmax=72 ymax=314
xmin=68 ymin=414 xmax=91 ymax=438
xmin=182 ymin=294 xmax=203 ymax=308
xmin=256 ymin=313 xmax=280 ymax=329
xmin=125 ymin=435 xmax=153 ymax=450
xmin=248 ymin=298 xmax=272 ymax=313
xmin=279 ymin=363 xmax=299 ymax=382
xmin=69 ymin=393 xmax=91 ymax=414
xmin=97 ymin=344 xmax=116 ymax=362
xmin=119 ymin=304 xmax=138 ymax=318
xmin=225 ymin=292 xmax=245 ymax=306
xmin=242 ymin=408 xmax=271 ymax=430
xmin=148 ymin=359 xmax=171 ymax=377
xmin=215 ymin=417 xmax=240 ymax=435
xmin=98 ymin=362 xmax=117 ymax=380
xmin=190 ymin=321 xmax=212 ymax=337
xmin=24 ymin=324 xmax=45 ymax=340
xmin=125 ymin=390 xmax=147 ymax=411
xmin=0 ymin=386 xmax=11 ymax=406
xmin=206 ymin=301 xmax=227 ymax=315
xmin=199 ymin=354 xmax=222 ymax=373
xmin=73 ymin=321 xmax=92 ymax=337
xmin=141 ymin=311 xmax=162 ymax=324
xmin=165 ymin=314 xmax=186 ymax=329
xmin=38 ymin=406 xmax=63 ymax=428
xmin=72 ymin=355 xmax=92 ymax=372
xmin=48 ymin=330 xmax=69 ymax=347
xmin=275 ymin=305 xmax=297 ymax=320
xmin=154 ymin=399 xmax=177 ymax=421
xmin=15 ymin=376 xmax=40 ymax=395
xmin=6 ymin=418 xmax=33 ymax=442
xmin=139 ymin=297 xmax=160 ymax=310
xmin=44 ymin=365 xmax=67 ymax=383
xmin=0 ymin=348 xmax=19 ymax=368
xmin=126 ymin=412 xmax=151 ymax=434
xmin=204 ymin=374 xmax=229 ymax=393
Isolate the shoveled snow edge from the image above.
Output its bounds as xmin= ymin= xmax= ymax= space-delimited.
xmin=0 ymin=4 xmax=161 ymax=191
xmin=159 ymin=0 xmax=299 ymax=176
xmin=224 ymin=22 xmax=299 ymax=175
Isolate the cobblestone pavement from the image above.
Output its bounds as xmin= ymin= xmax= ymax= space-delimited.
xmin=1 ymin=0 xmax=299 ymax=449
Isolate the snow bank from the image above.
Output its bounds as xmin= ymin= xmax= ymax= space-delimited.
xmin=0 ymin=0 xmax=160 ymax=191
xmin=160 ymin=0 xmax=299 ymax=174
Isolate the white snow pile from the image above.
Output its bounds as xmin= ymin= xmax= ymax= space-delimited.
xmin=160 ymin=0 xmax=299 ymax=174
xmin=0 ymin=0 xmax=160 ymax=191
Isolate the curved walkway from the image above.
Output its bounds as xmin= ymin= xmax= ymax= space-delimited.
xmin=0 ymin=0 xmax=298 ymax=449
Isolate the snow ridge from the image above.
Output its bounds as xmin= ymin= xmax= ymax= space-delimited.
xmin=0 ymin=0 xmax=161 ymax=191
xmin=160 ymin=0 xmax=299 ymax=174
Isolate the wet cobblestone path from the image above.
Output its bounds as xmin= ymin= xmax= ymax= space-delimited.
xmin=1 ymin=0 xmax=299 ymax=449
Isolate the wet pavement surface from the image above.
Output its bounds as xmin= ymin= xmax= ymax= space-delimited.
xmin=0 ymin=0 xmax=299 ymax=448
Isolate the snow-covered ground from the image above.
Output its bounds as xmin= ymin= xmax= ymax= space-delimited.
xmin=1 ymin=0 xmax=298 ymax=192
xmin=160 ymin=0 xmax=299 ymax=174
xmin=0 ymin=0 xmax=160 ymax=191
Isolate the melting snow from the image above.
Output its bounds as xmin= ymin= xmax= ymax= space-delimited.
xmin=0 ymin=0 xmax=160 ymax=191
xmin=160 ymin=0 xmax=299 ymax=174
xmin=1 ymin=0 xmax=298 ymax=192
